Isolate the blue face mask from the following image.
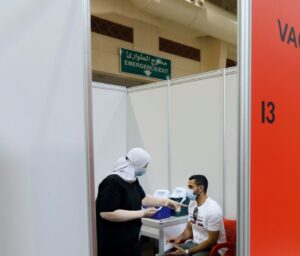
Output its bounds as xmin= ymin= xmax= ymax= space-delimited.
xmin=135 ymin=167 xmax=147 ymax=177
xmin=186 ymin=189 xmax=198 ymax=201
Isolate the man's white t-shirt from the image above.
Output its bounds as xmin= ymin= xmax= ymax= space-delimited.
xmin=188 ymin=197 xmax=226 ymax=255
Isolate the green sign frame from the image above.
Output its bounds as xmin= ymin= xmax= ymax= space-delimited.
xmin=120 ymin=48 xmax=171 ymax=80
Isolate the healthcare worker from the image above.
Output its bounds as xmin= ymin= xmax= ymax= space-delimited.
xmin=96 ymin=147 xmax=182 ymax=256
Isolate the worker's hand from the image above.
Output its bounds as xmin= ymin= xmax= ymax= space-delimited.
xmin=166 ymin=236 xmax=183 ymax=244
xmin=164 ymin=199 xmax=188 ymax=212
xmin=142 ymin=207 xmax=157 ymax=218
xmin=165 ymin=245 xmax=186 ymax=255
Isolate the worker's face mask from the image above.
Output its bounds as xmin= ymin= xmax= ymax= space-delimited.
xmin=135 ymin=167 xmax=147 ymax=177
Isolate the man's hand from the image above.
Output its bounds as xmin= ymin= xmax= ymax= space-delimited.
xmin=166 ymin=236 xmax=183 ymax=244
xmin=165 ymin=245 xmax=186 ymax=255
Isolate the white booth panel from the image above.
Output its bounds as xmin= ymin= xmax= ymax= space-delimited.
xmin=0 ymin=1 xmax=92 ymax=256
xmin=170 ymin=76 xmax=224 ymax=207
xmin=224 ymin=72 xmax=238 ymax=219
xmin=127 ymin=85 xmax=169 ymax=194
xmin=92 ymin=83 xmax=127 ymax=194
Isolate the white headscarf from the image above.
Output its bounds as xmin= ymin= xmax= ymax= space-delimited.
xmin=111 ymin=148 xmax=151 ymax=183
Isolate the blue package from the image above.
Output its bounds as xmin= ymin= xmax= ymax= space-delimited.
xmin=151 ymin=206 xmax=171 ymax=219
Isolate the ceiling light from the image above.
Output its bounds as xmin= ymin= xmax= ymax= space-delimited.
xmin=195 ymin=0 xmax=205 ymax=8
xmin=185 ymin=0 xmax=205 ymax=8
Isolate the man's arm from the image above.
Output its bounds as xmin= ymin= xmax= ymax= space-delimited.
xmin=167 ymin=221 xmax=193 ymax=244
xmin=187 ymin=230 xmax=219 ymax=254
xmin=169 ymin=230 xmax=219 ymax=255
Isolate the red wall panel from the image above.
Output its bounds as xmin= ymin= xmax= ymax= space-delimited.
xmin=251 ymin=0 xmax=300 ymax=255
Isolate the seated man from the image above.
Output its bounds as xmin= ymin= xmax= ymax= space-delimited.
xmin=164 ymin=175 xmax=226 ymax=256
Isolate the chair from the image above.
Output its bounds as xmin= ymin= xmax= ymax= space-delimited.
xmin=210 ymin=219 xmax=236 ymax=256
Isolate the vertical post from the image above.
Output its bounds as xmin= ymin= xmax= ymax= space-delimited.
xmin=167 ymin=79 xmax=171 ymax=192
xmin=238 ymin=0 xmax=251 ymax=255
xmin=82 ymin=0 xmax=97 ymax=255
xmin=222 ymin=68 xmax=227 ymax=216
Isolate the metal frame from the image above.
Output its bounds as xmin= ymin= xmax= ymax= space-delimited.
xmin=167 ymin=79 xmax=172 ymax=191
xmin=82 ymin=0 xmax=97 ymax=255
xmin=222 ymin=68 xmax=227 ymax=216
xmin=127 ymin=68 xmax=237 ymax=93
xmin=127 ymin=68 xmax=237 ymax=199
xmin=88 ymin=3 xmax=249 ymax=256
xmin=141 ymin=216 xmax=188 ymax=254
xmin=238 ymin=0 xmax=251 ymax=255
xmin=92 ymin=82 xmax=127 ymax=92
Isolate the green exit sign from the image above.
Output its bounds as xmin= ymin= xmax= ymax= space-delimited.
xmin=120 ymin=48 xmax=171 ymax=80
